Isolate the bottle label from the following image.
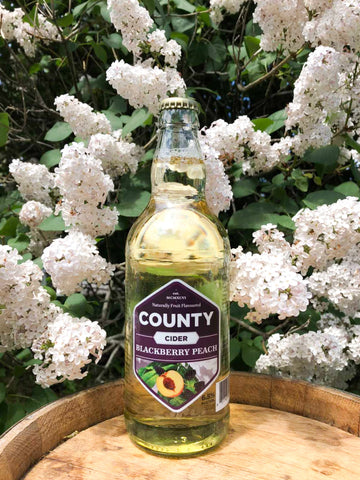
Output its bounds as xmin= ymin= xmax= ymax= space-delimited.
xmin=133 ymin=279 xmax=220 ymax=412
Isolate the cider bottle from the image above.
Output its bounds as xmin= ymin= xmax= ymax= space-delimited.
xmin=124 ymin=97 xmax=230 ymax=456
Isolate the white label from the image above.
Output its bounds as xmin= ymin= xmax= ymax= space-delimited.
xmin=216 ymin=375 xmax=230 ymax=412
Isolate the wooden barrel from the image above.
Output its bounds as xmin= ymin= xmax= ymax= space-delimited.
xmin=1 ymin=371 xmax=360 ymax=480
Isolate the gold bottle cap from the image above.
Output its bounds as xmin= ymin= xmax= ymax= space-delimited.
xmin=159 ymin=97 xmax=199 ymax=112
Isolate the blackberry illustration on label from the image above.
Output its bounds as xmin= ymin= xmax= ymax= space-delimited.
xmin=133 ymin=279 xmax=220 ymax=412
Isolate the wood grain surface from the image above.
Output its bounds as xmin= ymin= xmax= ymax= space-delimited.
xmin=23 ymin=404 xmax=360 ymax=480
xmin=1 ymin=372 xmax=360 ymax=480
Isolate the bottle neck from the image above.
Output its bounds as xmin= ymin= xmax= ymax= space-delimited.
xmin=151 ymin=108 xmax=205 ymax=203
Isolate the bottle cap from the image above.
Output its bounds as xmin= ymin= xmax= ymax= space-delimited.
xmin=159 ymin=97 xmax=199 ymax=113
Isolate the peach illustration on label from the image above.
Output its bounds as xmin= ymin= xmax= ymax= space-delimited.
xmin=156 ymin=370 xmax=184 ymax=398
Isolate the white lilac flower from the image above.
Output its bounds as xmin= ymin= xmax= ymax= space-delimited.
xmin=106 ymin=60 xmax=186 ymax=115
xmin=19 ymin=201 xmax=52 ymax=228
xmin=88 ymin=131 xmax=142 ymax=177
xmin=255 ymin=326 xmax=355 ymax=389
xmin=209 ymin=0 xmax=247 ymax=24
xmin=41 ymin=231 xmax=115 ymax=296
xmin=230 ymin=245 xmax=311 ymax=323
xmin=0 ymin=246 xmax=59 ymax=351
xmin=292 ymin=197 xmax=360 ymax=274
xmin=9 ymin=159 xmax=55 ymax=205
xmin=0 ymin=6 xmax=60 ymax=56
xmin=32 ymin=313 xmax=106 ymax=387
xmin=200 ymin=143 xmax=233 ymax=215
xmin=285 ymin=46 xmax=350 ymax=156
xmin=253 ymin=0 xmax=307 ymax=54
xmin=55 ymin=143 xmax=114 ymax=207
xmin=54 ymin=142 xmax=118 ymax=237
xmin=307 ymin=244 xmax=360 ymax=317
xmin=303 ymin=1 xmax=360 ymax=53
xmin=200 ymin=115 xmax=283 ymax=176
xmin=54 ymin=94 xmax=111 ymax=140
xmin=107 ymin=0 xmax=153 ymax=56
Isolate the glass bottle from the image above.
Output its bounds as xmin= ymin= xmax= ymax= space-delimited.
xmin=124 ymin=97 xmax=230 ymax=456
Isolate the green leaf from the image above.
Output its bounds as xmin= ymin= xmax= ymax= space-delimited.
xmin=344 ymin=134 xmax=360 ymax=154
xmin=171 ymin=16 xmax=194 ymax=33
xmin=241 ymin=341 xmax=261 ymax=368
xmin=351 ymin=160 xmax=360 ymax=183
xmin=45 ymin=122 xmax=73 ymax=142
xmin=102 ymin=111 xmax=123 ymax=130
xmin=56 ymin=13 xmax=74 ymax=27
xmin=170 ymin=32 xmax=189 ymax=50
xmin=265 ymin=109 xmax=287 ymax=134
xmin=102 ymin=33 xmax=123 ymax=49
xmin=228 ymin=202 xmax=285 ymax=230
xmin=43 ymin=286 xmax=57 ymax=301
xmin=291 ymin=169 xmax=308 ymax=192
xmin=117 ymin=189 xmax=150 ymax=217
xmin=93 ymin=44 xmax=108 ymax=63
xmin=8 ymin=234 xmax=30 ymax=253
xmin=232 ymin=178 xmax=257 ymax=198
xmin=0 ymin=383 xmax=6 ymax=404
xmin=40 ymin=149 xmax=61 ymax=168
xmin=230 ymin=338 xmax=241 ymax=362
xmin=302 ymin=190 xmax=345 ymax=209
xmin=252 ymin=118 xmax=274 ymax=132
xmin=277 ymin=216 xmax=295 ymax=230
xmin=38 ymin=214 xmax=66 ymax=232
xmin=244 ymin=36 xmax=260 ymax=58
xmin=334 ymin=181 xmax=360 ymax=197
xmin=303 ymin=145 xmax=339 ymax=176
xmin=73 ymin=1 xmax=88 ymax=17
xmin=173 ymin=0 xmax=196 ymax=12
xmin=122 ymin=108 xmax=153 ymax=137
xmin=64 ymin=294 xmax=88 ymax=317
xmin=0 ymin=217 xmax=19 ymax=237
xmin=143 ymin=0 xmax=155 ymax=14
xmin=0 ymin=112 xmax=9 ymax=147
xmin=100 ymin=1 xmax=111 ymax=22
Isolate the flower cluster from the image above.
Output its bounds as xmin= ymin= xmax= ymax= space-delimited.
xmin=41 ymin=230 xmax=115 ymax=296
xmin=230 ymin=225 xmax=311 ymax=323
xmin=0 ymin=5 xmax=60 ymax=56
xmin=200 ymin=116 xmax=285 ymax=176
xmin=54 ymin=94 xmax=111 ymax=140
xmin=307 ymin=244 xmax=360 ymax=317
xmin=253 ymin=0 xmax=307 ymax=54
xmin=200 ymin=143 xmax=233 ymax=215
xmin=55 ymin=142 xmax=118 ymax=237
xmin=255 ymin=325 xmax=356 ymax=389
xmin=285 ymin=46 xmax=350 ymax=155
xmin=9 ymin=159 xmax=55 ymax=205
xmin=108 ymin=0 xmax=153 ymax=56
xmin=147 ymin=30 xmax=182 ymax=67
xmin=106 ymin=60 xmax=186 ymax=114
xmin=0 ymin=246 xmax=57 ymax=351
xmin=292 ymin=197 xmax=360 ymax=274
xmin=32 ymin=313 xmax=106 ymax=387
xmin=209 ymin=0 xmax=247 ymax=24
xmin=303 ymin=1 xmax=360 ymax=53
xmin=88 ymin=131 xmax=142 ymax=177
xmin=19 ymin=201 xmax=52 ymax=228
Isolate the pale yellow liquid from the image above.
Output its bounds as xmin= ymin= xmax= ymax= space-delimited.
xmin=125 ymin=180 xmax=230 ymax=456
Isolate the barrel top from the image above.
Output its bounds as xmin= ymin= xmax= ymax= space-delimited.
xmin=1 ymin=372 xmax=360 ymax=480
xmin=22 ymin=404 xmax=360 ymax=480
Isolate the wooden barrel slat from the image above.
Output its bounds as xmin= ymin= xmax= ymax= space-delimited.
xmin=1 ymin=372 xmax=360 ymax=480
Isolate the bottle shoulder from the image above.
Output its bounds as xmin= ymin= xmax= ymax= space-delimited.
xmin=127 ymin=202 xmax=230 ymax=262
